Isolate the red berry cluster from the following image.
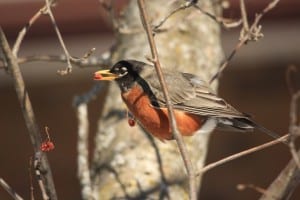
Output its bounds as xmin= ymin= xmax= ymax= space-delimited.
xmin=40 ymin=126 xmax=55 ymax=152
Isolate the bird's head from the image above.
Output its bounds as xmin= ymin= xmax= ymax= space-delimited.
xmin=94 ymin=60 xmax=149 ymax=91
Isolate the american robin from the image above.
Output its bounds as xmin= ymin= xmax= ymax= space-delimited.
xmin=94 ymin=60 xmax=281 ymax=141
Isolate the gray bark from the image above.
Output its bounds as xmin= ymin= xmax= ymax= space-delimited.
xmin=92 ymin=1 xmax=224 ymax=199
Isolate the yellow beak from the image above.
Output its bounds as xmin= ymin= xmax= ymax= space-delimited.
xmin=94 ymin=69 xmax=118 ymax=81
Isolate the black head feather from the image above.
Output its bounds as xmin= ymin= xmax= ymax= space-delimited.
xmin=110 ymin=60 xmax=148 ymax=91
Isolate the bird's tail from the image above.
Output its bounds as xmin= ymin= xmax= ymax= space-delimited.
xmin=218 ymin=117 xmax=288 ymax=145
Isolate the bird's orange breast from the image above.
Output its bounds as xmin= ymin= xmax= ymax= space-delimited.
xmin=121 ymin=86 xmax=204 ymax=140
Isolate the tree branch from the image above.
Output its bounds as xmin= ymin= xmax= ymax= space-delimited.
xmin=260 ymin=83 xmax=300 ymax=199
xmin=197 ymin=134 xmax=289 ymax=175
xmin=210 ymin=0 xmax=281 ymax=83
xmin=0 ymin=178 xmax=24 ymax=200
xmin=12 ymin=0 xmax=56 ymax=57
xmin=0 ymin=27 xmax=57 ymax=200
xmin=137 ymin=1 xmax=197 ymax=200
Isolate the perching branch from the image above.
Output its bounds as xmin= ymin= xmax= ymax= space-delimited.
xmin=0 ymin=27 xmax=57 ymax=200
xmin=137 ymin=1 xmax=197 ymax=200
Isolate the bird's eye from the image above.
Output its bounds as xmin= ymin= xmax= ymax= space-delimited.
xmin=120 ymin=67 xmax=128 ymax=75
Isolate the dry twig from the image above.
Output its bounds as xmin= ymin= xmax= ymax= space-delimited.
xmin=0 ymin=27 xmax=57 ymax=200
xmin=260 ymin=148 xmax=300 ymax=199
xmin=9 ymin=0 xmax=96 ymax=75
xmin=0 ymin=51 xmax=111 ymax=70
xmin=210 ymin=0 xmax=281 ymax=83
xmin=12 ymin=1 xmax=49 ymax=57
xmin=259 ymin=68 xmax=300 ymax=199
xmin=34 ymin=153 xmax=50 ymax=200
xmin=43 ymin=0 xmax=73 ymax=75
xmin=0 ymin=178 xmax=24 ymax=200
xmin=288 ymin=90 xmax=300 ymax=168
xmin=285 ymin=65 xmax=300 ymax=168
xmin=237 ymin=183 xmax=268 ymax=196
xmin=153 ymin=1 xmax=241 ymax=33
xmin=137 ymin=1 xmax=197 ymax=200
xmin=28 ymin=157 xmax=35 ymax=200
xmin=197 ymin=134 xmax=289 ymax=175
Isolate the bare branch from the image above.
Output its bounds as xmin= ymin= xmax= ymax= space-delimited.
xmin=153 ymin=1 xmax=241 ymax=33
xmin=192 ymin=4 xmax=242 ymax=29
xmin=0 ymin=27 xmax=57 ymax=200
xmin=259 ymin=72 xmax=300 ymax=199
xmin=28 ymin=157 xmax=35 ymax=200
xmin=12 ymin=1 xmax=56 ymax=56
xmin=0 ymin=51 xmax=111 ymax=70
xmin=0 ymin=178 xmax=24 ymax=200
xmin=240 ymin=0 xmax=249 ymax=31
xmin=153 ymin=1 xmax=191 ymax=32
xmin=197 ymin=134 xmax=289 ymax=176
xmin=286 ymin=65 xmax=298 ymax=95
xmin=237 ymin=183 xmax=268 ymax=196
xmin=34 ymin=153 xmax=50 ymax=200
xmin=210 ymin=0 xmax=281 ymax=84
xmin=288 ymin=90 xmax=300 ymax=168
xmin=137 ymin=1 xmax=197 ymax=199
xmin=260 ymin=149 xmax=300 ymax=200
xmin=43 ymin=0 xmax=73 ymax=74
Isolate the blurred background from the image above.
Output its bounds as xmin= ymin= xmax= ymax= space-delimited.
xmin=0 ymin=0 xmax=300 ymax=199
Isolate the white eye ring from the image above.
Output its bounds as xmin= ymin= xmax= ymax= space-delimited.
xmin=120 ymin=67 xmax=128 ymax=76
xmin=119 ymin=71 xmax=128 ymax=76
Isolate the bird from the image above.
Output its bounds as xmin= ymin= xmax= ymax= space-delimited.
xmin=94 ymin=59 xmax=282 ymax=141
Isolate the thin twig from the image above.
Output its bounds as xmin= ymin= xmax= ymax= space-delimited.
xmin=12 ymin=0 xmax=56 ymax=57
xmin=0 ymin=178 xmax=24 ymax=200
xmin=44 ymin=0 xmax=73 ymax=75
xmin=192 ymin=4 xmax=242 ymax=29
xmin=76 ymin=103 xmax=97 ymax=200
xmin=12 ymin=7 xmax=43 ymax=57
xmin=240 ymin=0 xmax=249 ymax=34
xmin=137 ymin=1 xmax=197 ymax=200
xmin=10 ymin=0 xmax=95 ymax=74
xmin=260 ymin=148 xmax=300 ymax=199
xmin=210 ymin=0 xmax=281 ymax=84
xmin=29 ymin=157 xmax=35 ymax=200
xmin=153 ymin=2 xmax=191 ymax=31
xmin=237 ymin=183 xmax=268 ymax=196
xmin=0 ymin=51 xmax=111 ymax=69
xmin=197 ymin=134 xmax=289 ymax=176
xmin=34 ymin=153 xmax=49 ymax=200
xmin=286 ymin=65 xmax=298 ymax=95
xmin=288 ymin=90 xmax=300 ymax=168
xmin=0 ymin=27 xmax=57 ymax=200
xmin=259 ymin=66 xmax=300 ymax=199
xmin=153 ymin=1 xmax=241 ymax=33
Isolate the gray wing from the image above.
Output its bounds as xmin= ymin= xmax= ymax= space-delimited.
xmin=143 ymin=69 xmax=247 ymax=119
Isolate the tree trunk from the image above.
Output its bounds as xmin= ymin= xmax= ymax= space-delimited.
xmin=92 ymin=1 xmax=224 ymax=199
